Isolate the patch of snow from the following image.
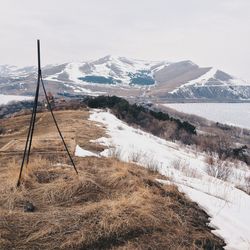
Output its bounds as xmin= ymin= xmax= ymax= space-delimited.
xmin=65 ymin=62 xmax=86 ymax=84
xmin=0 ymin=94 xmax=33 ymax=105
xmin=44 ymin=68 xmax=65 ymax=82
xmin=89 ymin=110 xmax=250 ymax=250
xmin=229 ymin=77 xmax=250 ymax=86
xmin=0 ymin=65 xmax=36 ymax=78
xmin=159 ymin=177 xmax=250 ymax=250
xmin=170 ymin=67 xmax=217 ymax=94
xmin=75 ymin=145 xmax=99 ymax=157
xmin=63 ymin=83 xmax=106 ymax=96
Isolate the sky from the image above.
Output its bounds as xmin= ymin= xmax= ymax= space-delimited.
xmin=0 ymin=0 xmax=250 ymax=80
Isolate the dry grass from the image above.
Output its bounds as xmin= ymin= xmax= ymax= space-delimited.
xmin=0 ymin=109 xmax=225 ymax=249
xmin=0 ymin=156 xmax=225 ymax=250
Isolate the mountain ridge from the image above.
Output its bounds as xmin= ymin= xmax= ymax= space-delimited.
xmin=1 ymin=55 xmax=250 ymax=101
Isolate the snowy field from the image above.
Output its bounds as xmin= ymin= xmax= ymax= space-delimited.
xmin=75 ymin=110 xmax=250 ymax=250
xmin=0 ymin=94 xmax=33 ymax=105
xmin=163 ymin=103 xmax=250 ymax=129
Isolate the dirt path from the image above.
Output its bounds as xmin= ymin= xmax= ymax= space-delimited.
xmin=0 ymin=109 xmax=105 ymax=166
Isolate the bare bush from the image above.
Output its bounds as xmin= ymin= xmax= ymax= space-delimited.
xmin=172 ymin=159 xmax=185 ymax=171
xmin=196 ymin=133 xmax=233 ymax=161
xmin=172 ymin=159 xmax=201 ymax=178
xmin=244 ymin=175 xmax=250 ymax=194
xmin=178 ymin=129 xmax=194 ymax=145
xmin=117 ymin=125 xmax=124 ymax=130
xmin=107 ymin=147 xmax=122 ymax=159
xmin=205 ymin=156 xmax=232 ymax=181
xmin=128 ymin=150 xmax=146 ymax=163
xmin=159 ymin=122 xmax=178 ymax=141
xmin=145 ymin=157 xmax=160 ymax=174
xmin=235 ymin=175 xmax=250 ymax=195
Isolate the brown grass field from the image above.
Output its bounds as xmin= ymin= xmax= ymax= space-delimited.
xmin=0 ymin=109 xmax=225 ymax=249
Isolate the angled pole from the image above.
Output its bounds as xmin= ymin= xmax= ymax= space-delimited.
xmin=17 ymin=40 xmax=78 ymax=187
xmin=26 ymin=40 xmax=42 ymax=164
xmin=40 ymin=77 xmax=78 ymax=174
xmin=17 ymin=80 xmax=40 ymax=187
xmin=17 ymin=40 xmax=41 ymax=187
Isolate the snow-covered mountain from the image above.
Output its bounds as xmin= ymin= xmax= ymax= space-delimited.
xmin=0 ymin=65 xmax=36 ymax=79
xmin=43 ymin=55 xmax=169 ymax=85
xmin=168 ymin=67 xmax=250 ymax=100
xmin=1 ymin=56 xmax=250 ymax=101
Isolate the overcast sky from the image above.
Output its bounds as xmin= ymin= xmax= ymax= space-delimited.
xmin=0 ymin=0 xmax=250 ymax=80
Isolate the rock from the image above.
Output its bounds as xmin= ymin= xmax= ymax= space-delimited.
xmin=24 ymin=201 xmax=35 ymax=212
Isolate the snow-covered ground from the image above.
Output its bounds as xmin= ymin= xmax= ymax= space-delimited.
xmin=75 ymin=145 xmax=99 ymax=157
xmin=0 ymin=94 xmax=33 ymax=105
xmin=163 ymin=103 xmax=250 ymax=130
xmin=78 ymin=109 xmax=250 ymax=250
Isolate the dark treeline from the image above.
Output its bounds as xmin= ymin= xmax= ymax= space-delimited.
xmin=86 ymin=95 xmax=196 ymax=142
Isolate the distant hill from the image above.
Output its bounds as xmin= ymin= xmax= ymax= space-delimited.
xmin=1 ymin=55 xmax=250 ymax=101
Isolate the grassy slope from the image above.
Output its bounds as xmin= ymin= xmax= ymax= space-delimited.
xmin=0 ymin=109 xmax=224 ymax=249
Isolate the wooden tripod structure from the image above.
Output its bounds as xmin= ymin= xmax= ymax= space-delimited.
xmin=17 ymin=40 xmax=78 ymax=187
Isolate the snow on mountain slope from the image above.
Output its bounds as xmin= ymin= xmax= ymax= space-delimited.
xmin=0 ymin=65 xmax=17 ymax=77
xmin=0 ymin=65 xmax=36 ymax=79
xmin=169 ymin=67 xmax=250 ymax=100
xmin=171 ymin=67 xmax=218 ymax=89
xmin=88 ymin=110 xmax=250 ymax=250
xmin=0 ymin=94 xmax=33 ymax=105
xmin=65 ymin=62 xmax=85 ymax=83
xmin=42 ymin=60 xmax=250 ymax=100
xmin=171 ymin=67 xmax=249 ymax=90
xmin=44 ymin=55 xmax=169 ymax=86
xmin=1 ymin=56 xmax=250 ymax=100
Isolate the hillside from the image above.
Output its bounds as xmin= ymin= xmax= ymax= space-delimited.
xmin=1 ymin=56 xmax=250 ymax=101
xmin=0 ymin=109 xmax=226 ymax=249
xmin=0 ymin=98 xmax=250 ymax=249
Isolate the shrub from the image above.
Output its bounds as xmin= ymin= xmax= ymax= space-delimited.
xmin=128 ymin=150 xmax=146 ymax=163
xmin=235 ymin=175 xmax=250 ymax=195
xmin=117 ymin=125 xmax=124 ymax=130
xmin=107 ymin=147 xmax=122 ymax=160
xmin=205 ymin=156 xmax=232 ymax=181
xmin=172 ymin=159 xmax=201 ymax=178
xmin=244 ymin=175 xmax=250 ymax=194
xmin=145 ymin=157 xmax=160 ymax=174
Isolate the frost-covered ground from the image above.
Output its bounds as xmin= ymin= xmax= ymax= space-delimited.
xmin=163 ymin=103 xmax=250 ymax=130
xmin=75 ymin=110 xmax=250 ymax=250
xmin=0 ymin=94 xmax=32 ymax=105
